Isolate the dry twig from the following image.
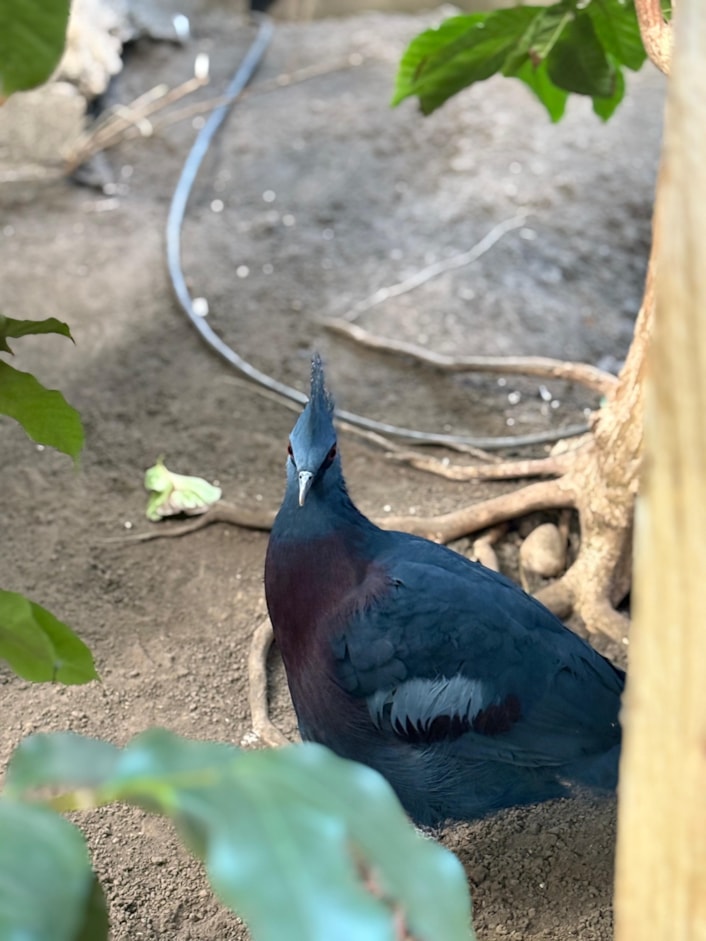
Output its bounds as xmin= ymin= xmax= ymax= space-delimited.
xmin=330 ymin=214 xmax=528 ymax=323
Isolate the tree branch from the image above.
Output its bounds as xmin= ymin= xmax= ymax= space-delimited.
xmin=635 ymin=0 xmax=674 ymax=75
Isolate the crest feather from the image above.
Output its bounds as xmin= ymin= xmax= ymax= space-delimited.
xmin=310 ymin=353 xmax=335 ymax=413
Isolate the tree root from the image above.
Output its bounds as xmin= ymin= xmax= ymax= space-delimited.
xmin=113 ymin=501 xmax=276 ymax=542
xmin=384 ymin=445 xmax=576 ymax=481
xmin=248 ymin=617 xmax=291 ymax=747
xmin=382 ymin=477 xmax=576 ymax=543
xmin=470 ymin=523 xmax=507 ymax=571
xmin=326 ymin=318 xmax=618 ymax=396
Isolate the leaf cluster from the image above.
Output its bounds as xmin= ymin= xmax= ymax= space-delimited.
xmin=392 ymin=0 xmax=647 ymax=122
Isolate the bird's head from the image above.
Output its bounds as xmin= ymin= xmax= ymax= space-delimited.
xmin=288 ymin=354 xmax=339 ymax=506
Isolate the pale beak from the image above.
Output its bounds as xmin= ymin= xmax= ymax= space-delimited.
xmin=298 ymin=471 xmax=314 ymax=506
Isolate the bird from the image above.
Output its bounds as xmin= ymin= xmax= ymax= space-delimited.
xmin=264 ymin=355 xmax=624 ymax=827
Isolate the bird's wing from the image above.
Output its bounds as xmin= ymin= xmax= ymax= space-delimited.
xmin=331 ymin=544 xmax=622 ymax=766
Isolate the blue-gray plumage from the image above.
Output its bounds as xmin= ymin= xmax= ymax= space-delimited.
xmin=264 ymin=355 xmax=624 ymax=827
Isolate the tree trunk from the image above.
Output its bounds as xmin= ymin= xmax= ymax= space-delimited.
xmin=615 ymin=0 xmax=706 ymax=935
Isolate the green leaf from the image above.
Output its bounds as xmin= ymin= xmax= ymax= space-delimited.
xmin=546 ymin=11 xmax=617 ymax=97
xmin=0 ymin=589 xmax=98 ymax=684
xmin=144 ymin=458 xmax=222 ymax=521
xmin=393 ymin=0 xmax=646 ymax=121
xmin=592 ymin=61 xmax=626 ymax=120
xmin=7 ymin=730 xmax=474 ymax=941
xmin=0 ymin=0 xmax=71 ymax=98
xmin=0 ymin=313 xmax=73 ymax=354
xmin=392 ymin=8 xmax=541 ymax=114
xmin=5 ymin=732 xmax=120 ymax=796
xmin=0 ymin=798 xmax=108 ymax=941
xmin=0 ymin=360 xmax=84 ymax=459
xmin=501 ymin=3 xmax=573 ymax=75
xmin=587 ymin=0 xmax=646 ymax=72
xmin=513 ymin=57 xmax=569 ymax=122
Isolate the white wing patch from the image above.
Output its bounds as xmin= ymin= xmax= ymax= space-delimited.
xmin=368 ymin=675 xmax=489 ymax=739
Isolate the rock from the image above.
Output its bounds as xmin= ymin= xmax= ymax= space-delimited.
xmin=520 ymin=522 xmax=567 ymax=578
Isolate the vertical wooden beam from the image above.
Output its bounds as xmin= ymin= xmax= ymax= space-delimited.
xmin=615 ymin=1 xmax=706 ymax=938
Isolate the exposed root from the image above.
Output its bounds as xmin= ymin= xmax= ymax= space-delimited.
xmin=326 ymin=318 xmax=618 ymax=396
xmin=248 ymin=617 xmax=291 ymax=747
xmin=113 ymin=502 xmax=275 ymax=542
xmin=471 ymin=523 xmax=507 ymax=571
xmin=381 ymin=478 xmax=576 ymax=543
xmin=385 ymin=449 xmax=567 ymax=481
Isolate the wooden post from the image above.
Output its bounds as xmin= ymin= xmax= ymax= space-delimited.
xmin=614 ymin=1 xmax=706 ymax=938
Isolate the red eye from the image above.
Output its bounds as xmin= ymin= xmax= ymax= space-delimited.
xmin=327 ymin=446 xmax=337 ymax=461
xmin=287 ymin=443 xmax=293 ymax=457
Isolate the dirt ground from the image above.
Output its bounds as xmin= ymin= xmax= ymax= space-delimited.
xmin=0 ymin=4 xmax=665 ymax=939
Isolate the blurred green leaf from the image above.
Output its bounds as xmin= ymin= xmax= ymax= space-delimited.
xmin=501 ymin=4 xmax=572 ymax=76
xmin=587 ymin=0 xmax=646 ymax=72
xmin=392 ymin=9 xmax=540 ymax=114
xmin=0 ymin=798 xmax=108 ymax=941
xmin=7 ymin=729 xmax=474 ymax=941
xmin=511 ymin=58 xmax=569 ymax=122
xmin=393 ymin=0 xmax=645 ymax=121
xmin=592 ymin=61 xmax=626 ymax=120
xmin=5 ymin=732 xmax=120 ymax=796
xmin=546 ymin=11 xmax=616 ymax=97
xmin=0 ymin=589 xmax=98 ymax=684
xmin=144 ymin=458 xmax=222 ymax=521
xmin=0 ymin=0 xmax=71 ymax=98
xmin=0 ymin=314 xmax=73 ymax=354
xmin=0 ymin=360 xmax=84 ymax=459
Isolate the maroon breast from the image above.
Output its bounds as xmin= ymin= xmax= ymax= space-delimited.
xmin=264 ymin=530 xmax=387 ymax=734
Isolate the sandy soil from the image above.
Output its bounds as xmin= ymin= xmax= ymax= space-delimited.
xmin=0 ymin=5 xmax=665 ymax=939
